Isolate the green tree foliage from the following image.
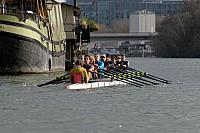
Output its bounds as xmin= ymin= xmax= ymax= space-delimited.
xmin=98 ymin=19 xmax=129 ymax=33
xmin=80 ymin=17 xmax=100 ymax=32
xmin=154 ymin=0 xmax=200 ymax=57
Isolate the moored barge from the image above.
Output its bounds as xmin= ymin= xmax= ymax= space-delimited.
xmin=0 ymin=0 xmax=68 ymax=73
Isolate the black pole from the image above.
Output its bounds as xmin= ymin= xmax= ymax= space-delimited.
xmin=74 ymin=0 xmax=76 ymax=7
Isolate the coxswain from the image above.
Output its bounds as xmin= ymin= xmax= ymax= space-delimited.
xmin=83 ymin=55 xmax=94 ymax=80
xmin=70 ymin=59 xmax=88 ymax=84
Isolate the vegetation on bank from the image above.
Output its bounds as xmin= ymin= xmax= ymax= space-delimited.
xmin=80 ymin=17 xmax=100 ymax=32
xmin=154 ymin=0 xmax=200 ymax=57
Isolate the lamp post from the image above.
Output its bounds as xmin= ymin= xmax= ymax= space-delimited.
xmin=46 ymin=0 xmax=54 ymax=19
xmin=46 ymin=0 xmax=54 ymax=55
xmin=74 ymin=0 xmax=77 ymax=7
xmin=1 ymin=0 xmax=4 ymax=14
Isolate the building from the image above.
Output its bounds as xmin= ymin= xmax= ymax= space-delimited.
xmin=79 ymin=0 xmax=186 ymax=25
xmin=129 ymin=11 xmax=155 ymax=33
xmin=119 ymin=40 xmax=152 ymax=57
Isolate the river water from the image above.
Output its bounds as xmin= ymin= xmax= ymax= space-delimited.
xmin=0 ymin=58 xmax=200 ymax=133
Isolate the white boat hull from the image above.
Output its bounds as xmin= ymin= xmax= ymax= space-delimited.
xmin=66 ymin=81 xmax=126 ymax=90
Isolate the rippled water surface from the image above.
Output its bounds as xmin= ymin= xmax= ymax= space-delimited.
xmin=0 ymin=58 xmax=200 ymax=133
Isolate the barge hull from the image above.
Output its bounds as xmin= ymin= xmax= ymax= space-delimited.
xmin=0 ymin=31 xmax=65 ymax=73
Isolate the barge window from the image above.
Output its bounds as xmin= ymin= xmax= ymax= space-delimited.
xmin=24 ymin=1 xmax=32 ymax=11
xmin=5 ymin=0 xmax=19 ymax=9
xmin=5 ymin=1 xmax=19 ymax=14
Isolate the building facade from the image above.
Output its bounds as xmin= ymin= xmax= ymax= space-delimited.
xmin=79 ymin=0 xmax=186 ymax=25
xmin=129 ymin=11 xmax=156 ymax=33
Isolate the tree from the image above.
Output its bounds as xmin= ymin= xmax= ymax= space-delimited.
xmin=154 ymin=0 xmax=200 ymax=57
xmin=98 ymin=19 xmax=129 ymax=33
xmin=80 ymin=17 xmax=100 ymax=32
xmin=110 ymin=19 xmax=129 ymax=33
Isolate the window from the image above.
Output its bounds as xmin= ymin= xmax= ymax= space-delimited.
xmin=6 ymin=1 xmax=19 ymax=9
xmin=24 ymin=1 xmax=32 ymax=11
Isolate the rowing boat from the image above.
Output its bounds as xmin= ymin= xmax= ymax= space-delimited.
xmin=65 ymin=79 xmax=126 ymax=90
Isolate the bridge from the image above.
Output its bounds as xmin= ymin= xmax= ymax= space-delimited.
xmin=90 ymin=32 xmax=158 ymax=42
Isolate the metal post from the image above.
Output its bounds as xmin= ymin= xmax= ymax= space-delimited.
xmin=2 ymin=2 xmax=5 ymax=14
xmin=142 ymin=46 xmax=145 ymax=57
xmin=74 ymin=0 xmax=76 ymax=7
xmin=79 ymin=34 xmax=81 ymax=51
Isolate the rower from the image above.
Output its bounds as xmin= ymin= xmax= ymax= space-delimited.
xmin=115 ymin=55 xmax=122 ymax=69
xmin=94 ymin=53 xmax=104 ymax=78
xmin=111 ymin=55 xmax=116 ymax=66
xmin=83 ymin=55 xmax=94 ymax=80
xmin=104 ymin=54 xmax=114 ymax=70
xmin=121 ymin=54 xmax=129 ymax=69
xmin=70 ymin=59 xmax=88 ymax=84
xmin=100 ymin=54 xmax=106 ymax=63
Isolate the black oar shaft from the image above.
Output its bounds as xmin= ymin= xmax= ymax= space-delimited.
xmin=37 ymin=73 xmax=69 ymax=87
xmin=107 ymin=71 xmax=144 ymax=87
xmin=109 ymin=70 xmax=148 ymax=86
xmin=143 ymin=75 xmax=168 ymax=84
xmin=134 ymin=77 xmax=159 ymax=85
xmin=111 ymin=67 xmax=157 ymax=86
xmin=126 ymin=67 xmax=170 ymax=84
xmin=119 ymin=69 xmax=159 ymax=85
xmin=103 ymin=71 xmax=142 ymax=87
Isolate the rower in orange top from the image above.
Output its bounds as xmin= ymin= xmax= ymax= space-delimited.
xmin=70 ymin=59 xmax=88 ymax=84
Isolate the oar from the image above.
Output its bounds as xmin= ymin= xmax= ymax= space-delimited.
xmin=104 ymin=72 xmax=142 ymax=88
xmin=100 ymin=68 xmax=145 ymax=86
xmin=111 ymin=70 xmax=151 ymax=86
xmin=37 ymin=73 xmax=70 ymax=87
xmin=117 ymin=69 xmax=160 ymax=85
xmin=126 ymin=67 xmax=171 ymax=84
xmin=103 ymin=70 xmax=143 ymax=87
xmin=111 ymin=67 xmax=157 ymax=86
xmin=125 ymin=68 xmax=168 ymax=84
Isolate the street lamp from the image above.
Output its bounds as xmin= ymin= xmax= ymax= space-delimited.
xmin=46 ymin=0 xmax=54 ymax=23
xmin=46 ymin=0 xmax=54 ymax=56
xmin=46 ymin=0 xmax=54 ymax=11
xmin=46 ymin=0 xmax=54 ymax=21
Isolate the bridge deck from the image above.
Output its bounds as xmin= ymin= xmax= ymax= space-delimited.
xmin=90 ymin=32 xmax=158 ymax=41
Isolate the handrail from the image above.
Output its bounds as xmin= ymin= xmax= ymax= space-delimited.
xmin=0 ymin=7 xmax=49 ymax=24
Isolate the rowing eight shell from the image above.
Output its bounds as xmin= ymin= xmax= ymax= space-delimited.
xmin=65 ymin=81 xmax=126 ymax=90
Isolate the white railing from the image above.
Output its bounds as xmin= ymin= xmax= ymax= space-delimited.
xmin=0 ymin=7 xmax=48 ymax=23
